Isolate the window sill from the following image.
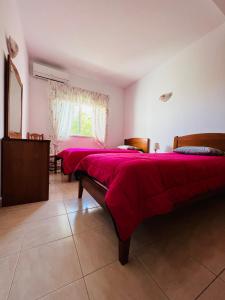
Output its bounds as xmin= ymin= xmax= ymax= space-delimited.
xmin=70 ymin=135 xmax=94 ymax=139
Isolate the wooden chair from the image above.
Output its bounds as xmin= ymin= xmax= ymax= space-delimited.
xmin=27 ymin=132 xmax=44 ymax=140
xmin=26 ymin=132 xmax=61 ymax=173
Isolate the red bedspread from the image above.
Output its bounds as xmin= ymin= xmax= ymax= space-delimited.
xmin=57 ymin=148 xmax=140 ymax=174
xmin=75 ymin=152 xmax=225 ymax=241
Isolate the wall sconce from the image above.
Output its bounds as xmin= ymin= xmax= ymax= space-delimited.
xmin=154 ymin=142 xmax=160 ymax=153
xmin=6 ymin=36 xmax=19 ymax=58
xmin=159 ymin=92 xmax=173 ymax=102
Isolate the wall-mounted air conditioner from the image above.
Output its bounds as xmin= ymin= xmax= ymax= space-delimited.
xmin=32 ymin=63 xmax=69 ymax=83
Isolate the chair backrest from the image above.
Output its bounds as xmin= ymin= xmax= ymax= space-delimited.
xmin=27 ymin=132 xmax=44 ymax=140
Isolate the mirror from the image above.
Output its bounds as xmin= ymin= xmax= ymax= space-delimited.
xmin=5 ymin=56 xmax=23 ymax=139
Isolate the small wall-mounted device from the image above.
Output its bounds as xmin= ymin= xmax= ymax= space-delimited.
xmin=159 ymin=92 xmax=173 ymax=102
xmin=6 ymin=36 xmax=19 ymax=58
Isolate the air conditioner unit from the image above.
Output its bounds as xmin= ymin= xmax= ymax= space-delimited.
xmin=33 ymin=63 xmax=69 ymax=83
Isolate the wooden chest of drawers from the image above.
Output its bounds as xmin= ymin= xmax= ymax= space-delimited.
xmin=1 ymin=138 xmax=50 ymax=206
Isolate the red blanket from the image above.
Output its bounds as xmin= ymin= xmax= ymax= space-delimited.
xmin=57 ymin=148 xmax=140 ymax=174
xmin=75 ymin=152 xmax=225 ymax=241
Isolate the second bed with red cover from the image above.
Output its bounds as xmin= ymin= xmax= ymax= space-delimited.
xmin=57 ymin=148 xmax=140 ymax=174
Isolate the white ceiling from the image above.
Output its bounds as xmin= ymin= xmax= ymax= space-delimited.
xmin=17 ymin=0 xmax=225 ymax=87
xmin=213 ymin=0 xmax=225 ymax=15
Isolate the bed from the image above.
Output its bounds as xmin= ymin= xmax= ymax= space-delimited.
xmin=57 ymin=137 xmax=150 ymax=180
xmin=75 ymin=133 xmax=225 ymax=265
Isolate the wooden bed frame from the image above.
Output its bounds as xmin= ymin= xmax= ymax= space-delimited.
xmin=124 ymin=137 xmax=150 ymax=153
xmin=173 ymin=133 xmax=225 ymax=152
xmin=77 ymin=133 xmax=225 ymax=265
xmin=65 ymin=137 xmax=150 ymax=181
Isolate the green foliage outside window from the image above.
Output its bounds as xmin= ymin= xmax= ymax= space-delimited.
xmin=70 ymin=117 xmax=79 ymax=135
xmin=70 ymin=105 xmax=93 ymax=137
xmin=80 ymin=111 xmax=93 ymax=136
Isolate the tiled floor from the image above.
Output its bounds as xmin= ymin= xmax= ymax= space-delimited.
xmin=1 ymin=174 xmax=225 ymax=299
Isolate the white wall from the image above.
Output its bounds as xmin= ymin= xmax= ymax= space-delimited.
xmin=29 ymin=73 xmax=124 ymax=147
xmin=0 ymin=0 xmax=29 ymax=197
xmin=124 ymin=23 xmax=225 ymax=152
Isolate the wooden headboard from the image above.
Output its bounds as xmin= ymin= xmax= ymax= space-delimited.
xmin=173 ymin=133 xmax=225 ymax=152
xmin=124 ymin=137 xmax=150 ymax=153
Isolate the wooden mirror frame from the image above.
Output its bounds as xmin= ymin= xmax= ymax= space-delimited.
xmin=4 ymin=55 xmax=23 ymax=139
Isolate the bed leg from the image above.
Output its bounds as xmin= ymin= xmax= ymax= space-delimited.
xmin=78 ymin=180 xmax=83 ymax=199
xmin=119 ymin=238 xmax=131 ymax=265
xmin=68 ymin=174 xmax=72 ymax=182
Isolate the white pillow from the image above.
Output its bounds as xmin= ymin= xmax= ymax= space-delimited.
xmin=117 ymin=145 xmax=138 ymax=150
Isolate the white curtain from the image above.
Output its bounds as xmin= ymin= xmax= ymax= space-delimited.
xmin=93 ymin=105 xmax=107 ymax=146
xmin=48 ymin=81 xmax=109 ymax=145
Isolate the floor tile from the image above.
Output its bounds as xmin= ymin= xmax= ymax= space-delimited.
xmin=130 ymin=223 xmax=154 ymax=253
xmin=63 ymin=189 xmax=78 ymax=198
xmin=85 ymin=258 xmax=167 ymax=300
xmin=8 ymin=237 xmax=82 ymax=300
xmin=181 ymin=226 xmax=225 ymax=275
xmin=74 ymin=225 xmax=118 ymax=275
xmin=198 ymin=278 xmax=225 ymax=300
xmin=49 ymin=173 xmax=68 ymax=183
xmin=59 ymin=182 xmax=78 ymax=195
xmin=23 ymin=200 xmax=67 ymax=222
xmin=48 ymin=192 xmax=65 ymax=201
xmin=137 ymin=241 xmax=215 ymax=300
xmin=40 ymin=279 xmax=89 ymax=300
xmin=68 ymin=207 xmax=112 ymax=235
xmin=0 ymin=200 xmax=66 ymax=229
xmin=49 ymin=184 xmax=62 ymax=194
xmin=22 ymin=215 xmax=72 ymax=250
xmin=49 ymin=191 xmax=73 ymax=201
xmin=64 ymin=196 xmax=99 ymax=214
xmin=0 ymin=254 xmax=18 ymax=300
xmin=0 ymin=207 xmax=30 ymax=230
xmin=0 ymin=227 xmax=24 ymax=258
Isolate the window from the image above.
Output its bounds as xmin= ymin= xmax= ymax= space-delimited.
xmin=70 ymin=103 xmax=93 ymax=137
xmin=49 ymin=81 xmax=109 ymax=144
